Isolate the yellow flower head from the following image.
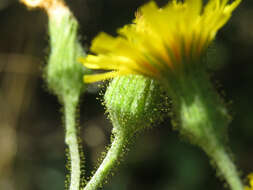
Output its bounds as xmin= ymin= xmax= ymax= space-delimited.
xmin=80 ymin=0 xmax=241 ymax=83
xmin=245 ymin=173 xmax=253 ymax=190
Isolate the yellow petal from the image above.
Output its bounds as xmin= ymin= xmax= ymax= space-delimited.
xmin=80 ymin=0 xmax=241 ymax=83
xmin=224 ymin=0 xmax=241 ymax=13
xmin=84 ymin=70 xmax=132 ymax=83
xmin=185 ymin=0 xmax=202 ymax=16
xmin=91 ymin=32 xmax=117 ymax=54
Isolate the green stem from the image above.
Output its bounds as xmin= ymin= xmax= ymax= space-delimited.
xmin=83 ymin=132 xmax=126 ymax=190
xmin=166 ymin=69 xmax=243 ymax=190
xmin=203 ymin=138 xmax=244 ymax=190
xmin=64 ymin=96 xmax=81 ymax=190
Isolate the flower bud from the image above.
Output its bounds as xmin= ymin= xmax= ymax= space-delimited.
xmin=104 ymin=75 xmax=169 ymax=136
xmin=44 ymin=2 xmax=89 ymax=102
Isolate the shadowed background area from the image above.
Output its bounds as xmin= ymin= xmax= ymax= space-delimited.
xmin=0 ymin=0 xmax=252 ymax=190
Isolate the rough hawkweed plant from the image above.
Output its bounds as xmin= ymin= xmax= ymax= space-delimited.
xmin=80 ymin=0 xmax=243 ymax=190
xmin=20 ymin=0 xmax=89 ymax=190
xmin=84 ymin=75 xmax=169 ymax=190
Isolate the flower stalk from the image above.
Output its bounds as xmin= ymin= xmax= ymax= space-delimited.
xmin=63 ymin=94 xmax=81 ymax=190
xmin=165 ymin=66 xmax=243 ymax=190
xmin=46 ymin=4 xmax=87 ymax=189
xmin=84 ymin=131 xmax=127 ymax=190
xmin=20 ymin=0 xmax=89 ymax=190
xmin=82 ymin=75 xmax=169 ymax=190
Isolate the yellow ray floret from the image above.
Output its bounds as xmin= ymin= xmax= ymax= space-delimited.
xmin=245 ymin=173 xmax=253 ymax=190
xmin=80 ymin=0 xmax=241 ymax=83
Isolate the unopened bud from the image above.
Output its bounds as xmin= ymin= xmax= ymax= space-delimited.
xmin=104 ymin=75 xmax=169 ymax=136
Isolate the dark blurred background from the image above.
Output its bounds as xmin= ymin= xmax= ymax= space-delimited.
xmin=0 ymin=0 xmax=252 ymax=190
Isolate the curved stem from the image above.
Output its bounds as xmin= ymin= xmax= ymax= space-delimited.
xmin=203 ymin=140 xmax=244 ymax=190
xmin=64 ymin=97 xmax=81 ymax=190
xmin=166 ymin=69 xmax=244 ymax=190
xmin=83 ymin=133 xmax=126 ymax=190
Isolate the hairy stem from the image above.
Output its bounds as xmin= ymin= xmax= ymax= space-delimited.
xmin=83 ymin=132 xmax=126 ymax=190
xmin=203 ymin=138 xmax=243 ymax=190
xmin=64 ymin=96 xmax=81 ymax=190
xmin=167 ymin=69 xmax=243 ymax=190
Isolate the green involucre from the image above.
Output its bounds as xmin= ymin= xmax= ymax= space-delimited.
xmin=104 ymin=75 xmax=170 ymax=136
xmin=45 ymin=13 xmax=89 ymax=101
